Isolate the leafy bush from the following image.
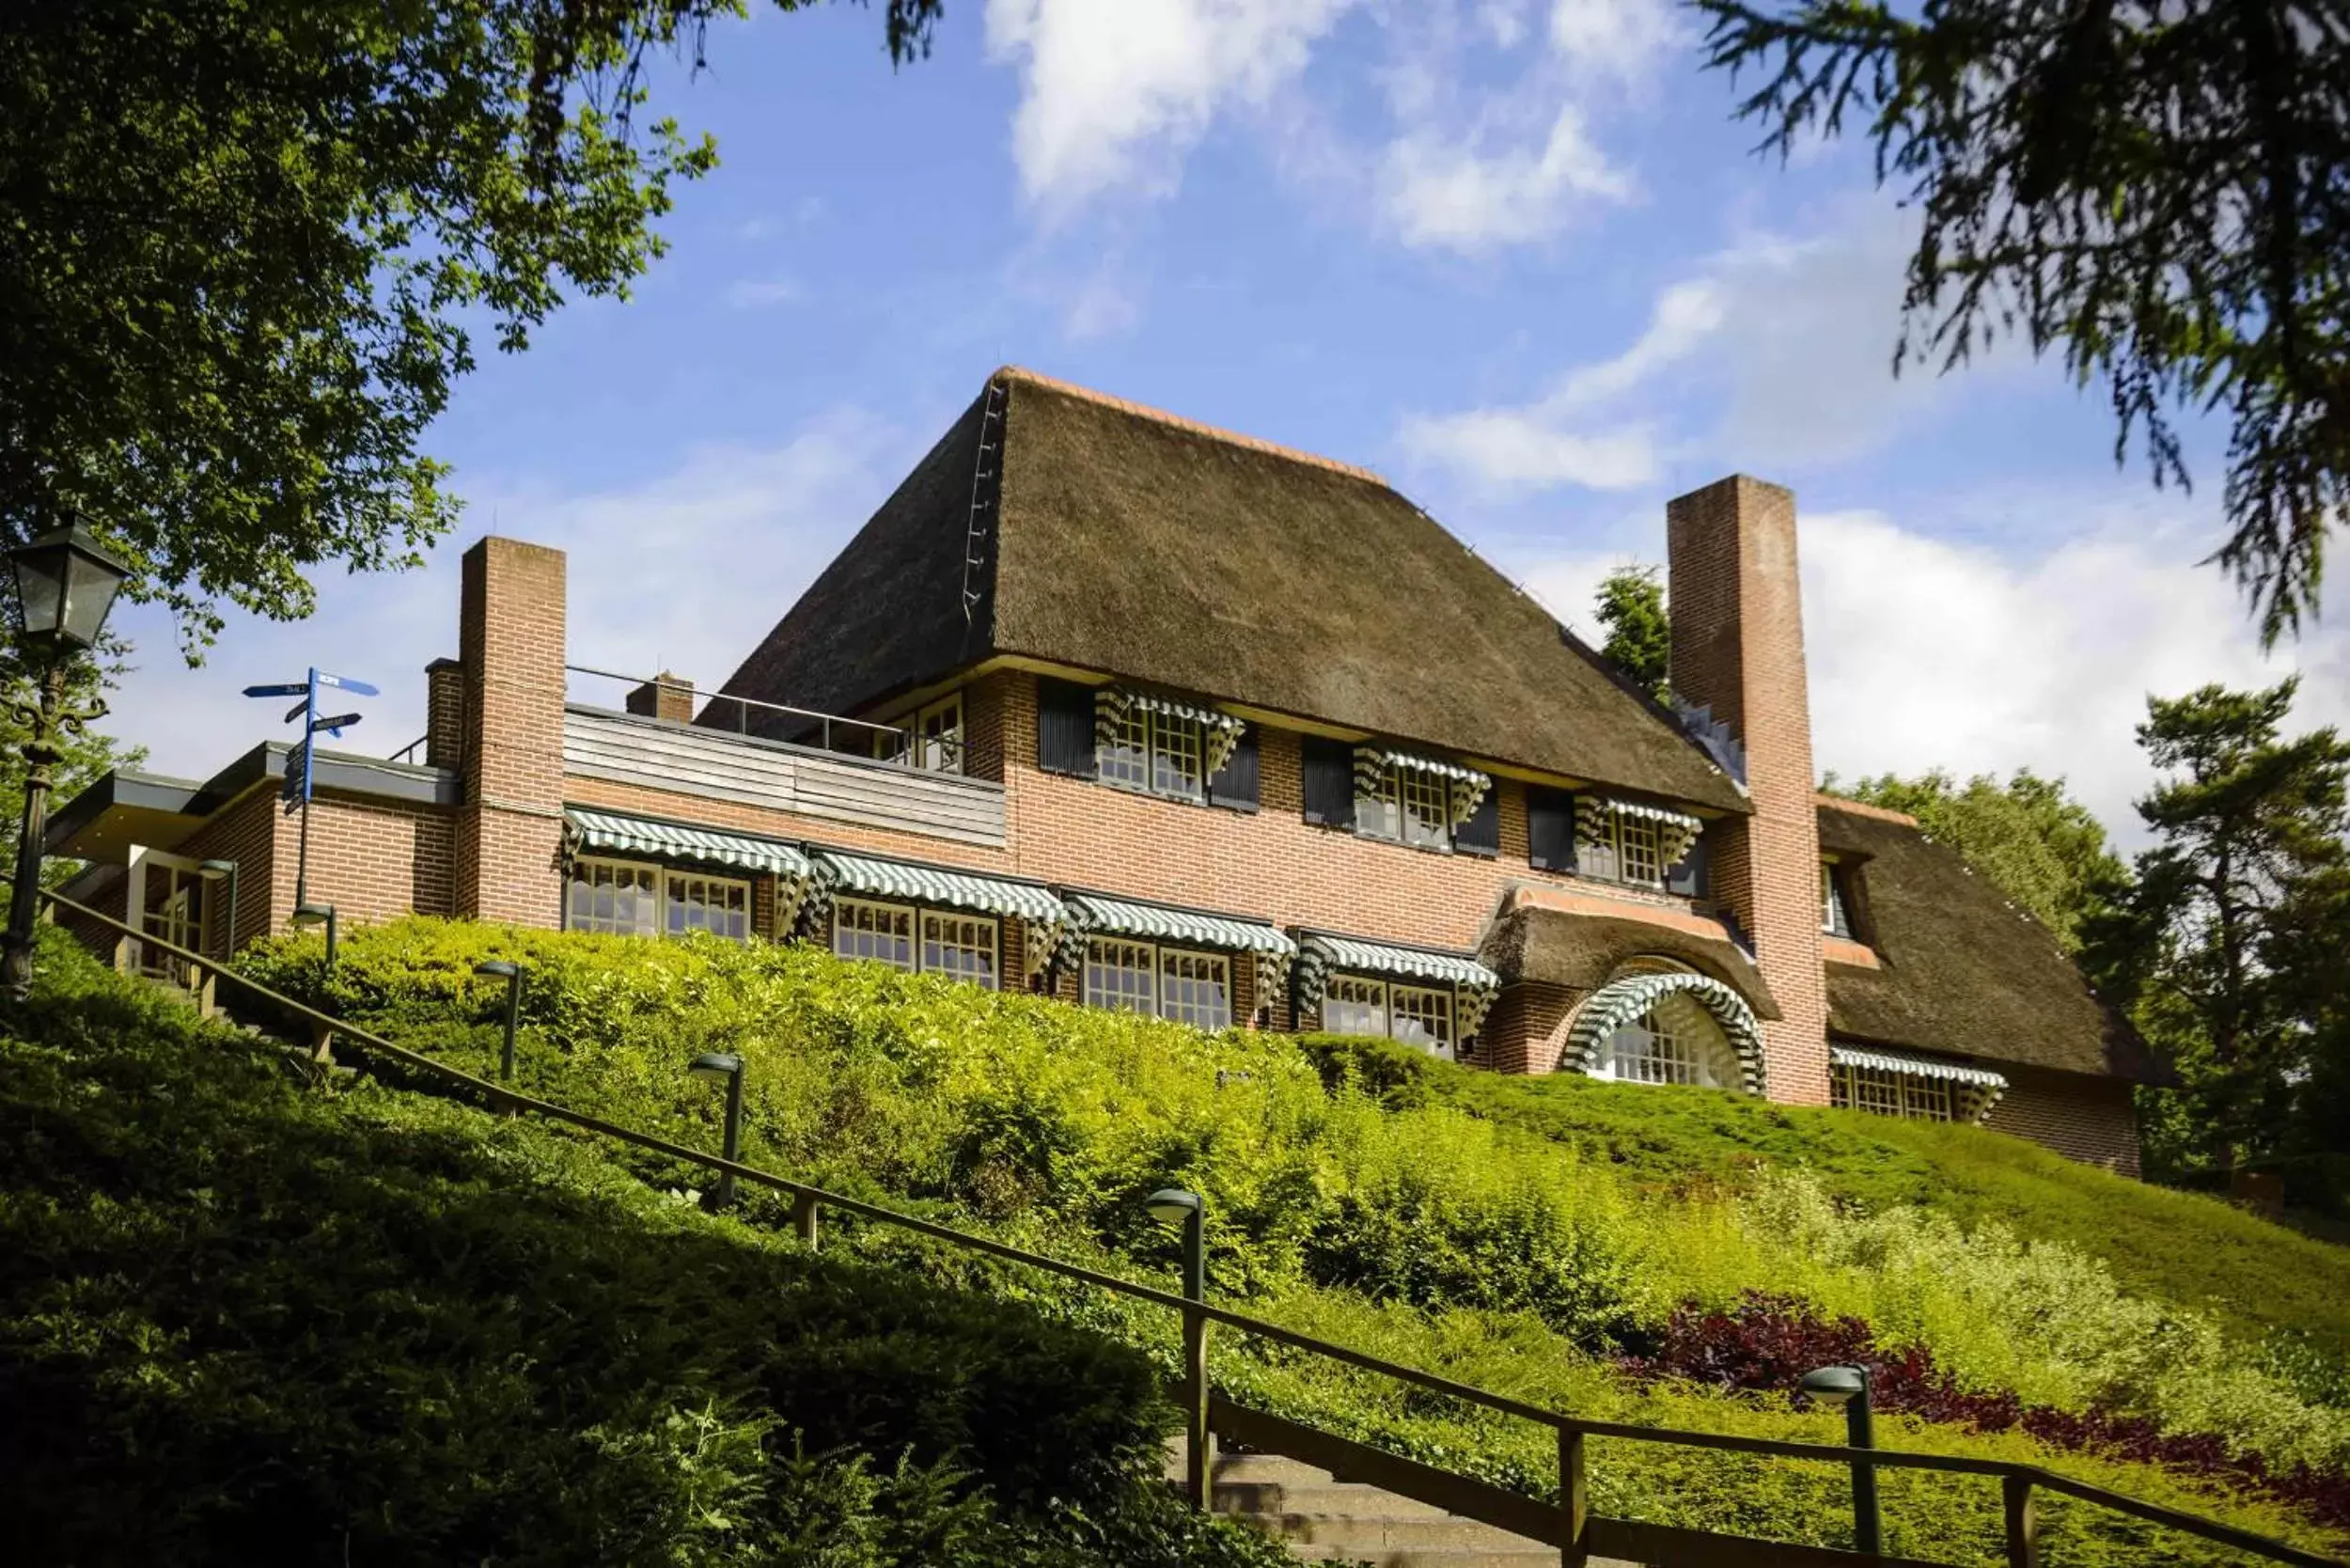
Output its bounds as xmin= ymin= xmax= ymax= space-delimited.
xmin=227 ymin=919 xmax=2350 ymax=1558
xmin=1 ymin=932 xmax=1288 ymax=1568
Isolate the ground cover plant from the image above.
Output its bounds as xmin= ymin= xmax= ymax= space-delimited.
xmin=228 ymin=917 xmax=2350 ymax=1562
xmin=0 ymin=932 xmax=1289 ymax=1568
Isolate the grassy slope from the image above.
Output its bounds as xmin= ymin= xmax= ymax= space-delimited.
xmin=0 ymin=936 xmax=1284 ymax=1568
xmin=1311 ymin=1034 xmax=2350 ymax=1359
xmin=217 ymin=919 xmax=2350 ymax=1564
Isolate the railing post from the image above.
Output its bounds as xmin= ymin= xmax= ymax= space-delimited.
xmin=791 ymin=1189 xmax=820 ymax=1250
xmin=2003 ymin=1473 xmax=2038 ymax=1568
xmin=1557 ymin=1426 xmax=1587 ymax=1567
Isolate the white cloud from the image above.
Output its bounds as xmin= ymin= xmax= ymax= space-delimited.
xmin=1380 ymin=103 xmax=1633 ymax=251
xmin=102 ymin=412 xmax=902 ymax=783
xmin=1521 ymin=505 xmax=2350 ymax=846
xmin=1397 ymin=279 xmax=1721 ymax=491
xmin=725 ymin=278 xmax=802 ymax=308
xmin=984 ymin=0 xmax=1356 ymax=209
xmin=1547 ymin=0 xmax=1684 ymax=85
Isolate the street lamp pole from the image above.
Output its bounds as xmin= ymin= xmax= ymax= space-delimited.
xmin=2 ymin=522 xmax=131 ymax=999
xmin=1147 ymin=1187 xmax=1211 ymax=1512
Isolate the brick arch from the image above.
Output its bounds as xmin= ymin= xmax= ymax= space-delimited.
xmin=1555 ymin=964 xmax=1766 ymax=1094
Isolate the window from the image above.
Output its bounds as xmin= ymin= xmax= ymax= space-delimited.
xmin=1822 ymin=861 xmax=1850 ymax=936
xmin=1321 ymin=974 xmax=1457 ymax=1058
xmin=1098 ymin=704 xmax=1208 ymax=801
xmin=876 ymin=692 xmax=966 ymax=774
xmin=570 ymin=858 xmax=660 ymax=937
xmin=1831 ymin=1063 xmax=1956 ymax=1121
xmin=1082 ymin=939 xmax=1232 ymax=1030
xmin=1581 ymin=811 xmax=1665 ymax=887
xmin=1357 ymin=765 xmax=1452 ymax=850
xmin=1594 ymin=994 xmax=1739 ymax=1088
xmin=1158 ymin=949 xmax=1232 ymax=1031
xmin=833 ymin=898 xmax=915 ymax=971
xmin=921 ymin=910 xmax=999 ymax=989
xmin=1084 ymin=938 xmax=1155 ymax=1012
xmin=666 ymin=870 xmax=750 ymax=941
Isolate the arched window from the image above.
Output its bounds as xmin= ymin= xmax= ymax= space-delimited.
xmin=1591 ymin=989 xmax=1745 ymax=1089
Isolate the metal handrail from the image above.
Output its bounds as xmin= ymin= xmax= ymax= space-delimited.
xmin=39 ymin=887 xmax=2344 ymax=1568
xmin=388 ymin=733 xmax=430 ymax=765
xmin=563 ymin=664 xmax=912 ymax=755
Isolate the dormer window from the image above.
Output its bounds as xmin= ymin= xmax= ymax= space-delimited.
xmin=1822 ymin=859 xmax=1851 ymax=936
xmin=1575 ymin=798 xmax=1702 ymax=889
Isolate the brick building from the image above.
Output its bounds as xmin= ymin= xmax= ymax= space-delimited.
xmin=48 ymin=368 xmax=2162 ymax=1171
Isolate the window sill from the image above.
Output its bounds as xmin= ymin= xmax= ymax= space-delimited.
xmin=1099 ymin=776 xmax=1213 ymax=809
xmin=1353 ymin=829 xmax=1455 ymax=857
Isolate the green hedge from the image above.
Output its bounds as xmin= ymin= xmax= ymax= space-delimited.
xmin=0 ymin=933 xmax=1288 ymax=1568
xmin=224 ymin=919 xmax=2350 ymax=1561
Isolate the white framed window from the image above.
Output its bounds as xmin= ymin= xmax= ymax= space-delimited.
xmin=833 ymin=898 xmax=916 ymax=972
xmin=1595 ymin=993 xmax=1739 ymax=1088
xmin=1822 ymin=860 xmax=1850 ymax=936
xmin=1098 ymin=706 xmax=1208 ymax=801
xmin=916 ymin=694 xmax=964 ymax=774
xmin=569 ymin=858 xmax=661 ymax=937
xmin=1582 ymin=812 xmax=1665 ymax=888
xmin=1158 ymin=949 xmax=1231 ymax=1031
xmin=1832 ymin=1064 xmax=1955 ymax=1121
xmin=666 ymin=870 xmax=751 ymax=941
xmin=1084 ymin=937 xmax=1156 ymax=1013
xmin=1356 ymin=766 xmax=1452 ymax=850
xmin=920 ymin=910 xmax=999 ymax=990
xmin=1321 ymin=974 xmax=1457 ymax=1058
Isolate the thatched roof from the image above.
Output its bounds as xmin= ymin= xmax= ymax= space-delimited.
xmin=719 ymin=368 xmax=1746 ymax=812
xmin=1481 ymin=901 xmax=1781 ymax=1020
xmin=1817 ymin=799 xmax=2163 ymax=1082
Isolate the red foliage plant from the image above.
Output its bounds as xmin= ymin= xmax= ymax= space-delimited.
xmin=1618 ymin=1294 xmax=2350 ymax=1529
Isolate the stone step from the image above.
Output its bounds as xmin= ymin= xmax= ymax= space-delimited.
xmin=1213 ymin=1481 xmax=1449 ymax=1518
xmin=1238 ymin=1510 xmax=1554 ymax=1556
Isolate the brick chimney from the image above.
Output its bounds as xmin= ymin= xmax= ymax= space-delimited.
xmin=625 ymin=672 xmax=694 ymax=723
xmin=424 ymin=657 xmax=464 ymax=770
xmin=1666 ymin=477 xmax=1829 ymax=1104
xmin=455 ymin=538 xmax=567 ymax=924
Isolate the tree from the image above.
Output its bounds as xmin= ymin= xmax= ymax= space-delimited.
xmin=2118 ymin=680 xmax=2350 ymax=1180
xmin=1593 ymin=563 xmax=1672 ymax=701
xmin=1694 ymin=1 xmax=2350 ymax=643
xmin=1 ymin=0 xmax=940 ymax=651
xmin=1830 ymin=768 xmax=2130 ymax=953
xmin=0 ymin=646 xmax=145 ymax=886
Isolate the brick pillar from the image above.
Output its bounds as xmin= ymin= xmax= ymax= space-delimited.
xmin=455 ymin=538 xmax=567 ymax=926
xmin=625 ymin=672 xmax=694 ymax=723
xmin=424 ymin=657 xmax=464 ymax=769
xmin=1667 ymin=477 xmax=1828 ymax=1105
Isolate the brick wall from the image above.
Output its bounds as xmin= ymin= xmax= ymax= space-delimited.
xmin=176 ymin=788 xmax=281 ymax=953
xmin=1668 ymin=478 xmax=1829 ymax=1105
xmin=1985 ymin=1069 xmax=2142 ymax=1176
xmin=626 ymin=673 xmax=695 ymax=724
xmin=425 ymin=658 xmax=465 ymax=771
xmin=457 ymin=537 xmax=567 ymax=924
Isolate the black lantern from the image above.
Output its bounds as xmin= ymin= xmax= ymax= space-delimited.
xmin=9 ymin=523 xmax=131 ymax=656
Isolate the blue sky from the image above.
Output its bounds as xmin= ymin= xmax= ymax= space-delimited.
xmin=103 ymin=0 xmax=2347 ymax=844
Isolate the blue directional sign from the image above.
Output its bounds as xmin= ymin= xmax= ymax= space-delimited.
xmin=246 ymin=666 xmax=376 ymax=904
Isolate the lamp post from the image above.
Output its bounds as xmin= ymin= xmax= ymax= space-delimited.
xmin=475 ymin=960 xmax=523 ymax=1084
xmin=1147 ymin=1186 xmax=1211 ymax=1512
xmin=198 ymin=859 xmax=239 ymax=964
xmin=689 ymin=1052 xmax=745 ymax=1209
xmin=1800 ymin=1364 xmax=1881 ymax=1556
xmin=2 ymin=522 xmax=131 ymax=997
xmin=290 ymin=902 xmax=338 ymax=971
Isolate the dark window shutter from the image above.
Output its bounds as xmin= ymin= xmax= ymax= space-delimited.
xmin=1454 ymin=786 xmax=1499 ymax=855
xmin=1528 ymin=787 xmax=1574 ymax=871
xmin=1207 ymin=724 xmax=1259 ymax=809
xmin=1036 ymin=678 xmax=1096 ymax=777
xmin=1301 ymin=737 xmax=1355 ymax=828
xmin=1667 ymin=831 xmax=1710 ymax=897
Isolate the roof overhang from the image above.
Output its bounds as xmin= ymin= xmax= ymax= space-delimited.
xmin=1482 ymin=885 xmax=1781 ymax=1021
xmin=47 ymin=743 xmax=458 ymax=864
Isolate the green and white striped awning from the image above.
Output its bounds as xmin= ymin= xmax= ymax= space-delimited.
xmin=1352 ymin=748 xmax=1489 ymax=788
xmin=1830 ymin=1043 xmax=2008 ymax=1090
xmin=1301 ymin=933 xmax=1497 ymax=991
xmin=810 ymin=849 xmax=1065 ymax=924
xmin=564 ymin=808 xmax=810 ymax=879
xmin=1561 ymin=970 xmax=1765 ymax=1093
xmin=1065 ymin=894 xmax=1295 ymax=956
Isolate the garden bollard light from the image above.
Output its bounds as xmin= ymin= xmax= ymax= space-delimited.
xmin=474 ymin=959 xmax=523 ymax=1089
xmin=1147 ymin=1187 xmax=1210 ymax=1512
xmin=688 ymin=1052 xmax=745 ymax=1209
xmin=290 ymin=901 xmax=337 ymax=971
xmin=1800 ymin=1364 xmax=1881 ymax=1556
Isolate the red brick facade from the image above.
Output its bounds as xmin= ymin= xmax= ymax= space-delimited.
xmin=1986 ymin=1070 xmax=2142 ymax=1176
xmin=456 ymin=538 xmax=567 ymax=925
